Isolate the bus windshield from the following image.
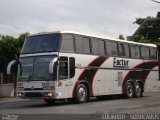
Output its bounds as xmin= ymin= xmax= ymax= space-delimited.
xmin=21 ymin=33 xmax=60 ymax=54
xmin=18 ymin=56 xmax=54 ymax=81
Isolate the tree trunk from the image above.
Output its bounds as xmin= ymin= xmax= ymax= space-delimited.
xmin=0 ymin=73 xmax=3 ymax=84
xmin=13 ymin=74 xmax=17 ymax=97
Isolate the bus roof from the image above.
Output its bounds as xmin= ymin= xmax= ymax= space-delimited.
xmin=29 ymin=31 xmax=157 ymax=48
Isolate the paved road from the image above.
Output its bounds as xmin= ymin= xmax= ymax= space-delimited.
xmin=0 ymin=91 xmax=160 ymax=120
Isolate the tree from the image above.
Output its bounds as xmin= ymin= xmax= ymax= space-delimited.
xmin=133 ymin=14 xmax=160 ymax=58
xmin=118 ymin=34 xmax=125 ymax=40
xmin=0 ymin=32 xmax=29 ymax=83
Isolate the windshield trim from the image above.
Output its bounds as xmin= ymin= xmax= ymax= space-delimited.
xmin=20 ymin=53 xmax=58 ymax=57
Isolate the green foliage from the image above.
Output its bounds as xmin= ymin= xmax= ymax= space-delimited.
xmin=0 ymin=32 xmax=29 ymax=83
xmin=118 ymin=34 xmax=125 ymax=40
xmin=134 ymin=16 xmax=160 ymax=58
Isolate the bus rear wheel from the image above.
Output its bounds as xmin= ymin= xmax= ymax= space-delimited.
xmin=125 ymin=82 xmax=134 ymax=98
xmin=75 ymin=84 xmax=88 ymax=103
xmin=134 ymin=82 xmax=142 ymax=98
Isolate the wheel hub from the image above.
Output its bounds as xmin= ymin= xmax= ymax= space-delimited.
xmin=78 ymin=88 xmax=86 ymax=100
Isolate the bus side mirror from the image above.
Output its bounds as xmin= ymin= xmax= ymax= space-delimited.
xmin=49 ymin=57 xmax=58 ymax=74
xmin=7 ymin=60 xmax=18 ymax=74
xmin=69 ymin=57 xmax=75 ymax=78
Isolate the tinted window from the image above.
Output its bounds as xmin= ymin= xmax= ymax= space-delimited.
xmin=91 ymin=38 xmax=99 ymax=54
xmin=21 ymin=34 xmax=60 ymax=54
xmin=75 ymin=37 xmax=90 ymax=54
xmin=105 ymin=41 xmax=118 ymax=56
xmin=18 ymin=56 xmax=54 ymax=81
xmin=112 ymin=42 xmax=118 ymax=56
xmin=34 ymin=56 xmax=53 ymax=81
xmin=118 ymin=43 xmax=125 ymax=56
xmin=60 ymin=34 xmax=74 ymax=52
xmin=18 ymin=57 xmax=34 ymax=81
xmin=118 ymin=43 xmax=130 ymax=57
xmin=124 ymin=44 xmax=130 ymax=57
xmin=141 ymin=46 xmax=150 ymax=59
xmin=105 ymin=41 xmax=112 ymax=56
xmin=83 ymin=37 xmax=90 ymax=54
xmin=75 ymin=37 xmax=83 ymax=53
xmin=99 ymin=40 xmax=105 ymax=55
xmin=150 ymin=48 xmax=157 ymax=59
xmin=130 ymin=45 xmax=140 ymax=58
xmin=59 ymin=62 xmax=68 ymax=80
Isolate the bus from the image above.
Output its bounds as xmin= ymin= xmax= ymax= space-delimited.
xmin=7 ymin=31 xmax=159 ymax=104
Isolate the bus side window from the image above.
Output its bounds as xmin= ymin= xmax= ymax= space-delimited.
xmin=60 ymin=34 xmax=74 ymax=53
xmin=119 ymin=43 xmax=130 ymax=57
xmin=69 ymin=57 xmax=75 ymax=78
xmin=124 ymin=44 xmax=130 ymax=57
xmin=75 ymin=36 xmax=90 ymax=54
xmin=58 ymin=57 xmax=75 ymax=80
xmin=130 ymin=45 xmax=140 ymax=59
xmin=112 ymin=42 xmax=118 ymax=56
xmin=98 ymin=40 xmax=105 ymax=55
xmin=83 ymin=37 xmax=90 ymax=54
xmin=91 ymin=38 xmax=99 ymax=54
xmin=118 ymin=43 xmax=125 ymax=57
xmin=105 ymin=41 xmax=118 ymax=56
xmin=141 ymin=46 xmax=150 ymax=59
xmin=105 ymin=41 xmax=112 ymax=56
xmin=150 ymin=48 xmax=157 ymax=59
xmin=59 ymin=57 xmax=68 ymax=80
xmin=59 ymin=62 xmax=68 ymax=80
xmin=75 ymin=36 xmax=83 ymax=53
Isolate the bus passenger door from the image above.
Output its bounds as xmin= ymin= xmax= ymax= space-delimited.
xmin=57 ymin=57 xmax=75 ymax=99
xmin=57 ymin=57 xmax=69 ymax=98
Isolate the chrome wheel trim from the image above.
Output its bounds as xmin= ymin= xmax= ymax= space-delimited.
xmin=127 ymin=86 xmax=133 ymax=97
xmin=78 ymin=87 xmax=86 ymax=101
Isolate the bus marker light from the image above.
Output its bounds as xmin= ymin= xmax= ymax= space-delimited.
xmin=50 ymin=86 xmax=55 ymax=90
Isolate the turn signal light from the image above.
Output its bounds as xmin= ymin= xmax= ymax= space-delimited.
xmin=50 ymin=86 xmax=55 ymax=90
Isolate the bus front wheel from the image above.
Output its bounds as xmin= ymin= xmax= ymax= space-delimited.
xmin=75 ymin=84 xmax=88 ymax=103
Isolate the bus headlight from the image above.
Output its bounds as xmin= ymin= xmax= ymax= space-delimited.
xmin=47 ymin=92 xmax=53 ymax=97
xmin=17 ymin=92 xmax=24 ymax=97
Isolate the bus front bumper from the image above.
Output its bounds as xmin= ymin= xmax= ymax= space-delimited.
xmin=17 ymin=91 xmax=57 ymax=99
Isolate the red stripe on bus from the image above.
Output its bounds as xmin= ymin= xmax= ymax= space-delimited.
xmin=72 ymin=56 xmax=101 ymax=98
xmin=122 ymin=60 xmax=159 ymax=95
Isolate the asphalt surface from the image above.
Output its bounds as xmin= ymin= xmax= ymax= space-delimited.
xmin=0 ymin=91 xmax=160 ymax=120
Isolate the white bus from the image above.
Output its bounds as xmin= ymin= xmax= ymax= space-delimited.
xmin=7 ymin=31 xmax=159 ymax=104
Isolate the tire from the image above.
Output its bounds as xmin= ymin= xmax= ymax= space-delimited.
xmin=75 ymin=84 xmax=88 ymax=103
xmin=125 ymin=82 xmax=134 ymax=98
xmin=134 ymin=82 xmax=143 ymax=98
xmin=44 ymin=99 xmax=55 ymax=105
